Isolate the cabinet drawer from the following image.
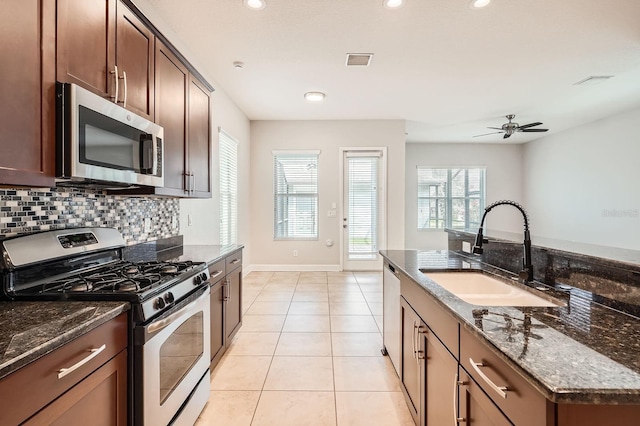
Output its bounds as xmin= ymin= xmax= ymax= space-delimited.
xmin=208 ymin=259 xmax=226 ymax=283
xmin=225 ymin=251 xmax=242 ymax=272
xmin=0 ymin=313 xmax=127 ymax=426
xmin=400 ymin=274 xmax=458 ymax=359
xmin=460 ymin=326 xmax=548 ymax=426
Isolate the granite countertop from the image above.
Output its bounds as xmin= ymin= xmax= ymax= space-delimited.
xmin=0 ymin=301 xmax=129 ymax=380
xmin=380 ymin=249 xmax=640 ymax=404
xmin=124 ymin=242 xmax=243 ymax=265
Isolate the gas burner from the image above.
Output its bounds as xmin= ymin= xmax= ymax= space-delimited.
xmin=68 ymin=281 xmax=93 ymax=292
xmin=123 ymin=265 xmax=140 ymax=275
xmin=117 ymin=280 xmax=139 ymax=292
xmin=160 ymin=264 xmax=179 ymax=274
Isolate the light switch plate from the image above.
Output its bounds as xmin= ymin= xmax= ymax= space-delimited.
xmin=462 ymin=241 xmax=471 ymax=253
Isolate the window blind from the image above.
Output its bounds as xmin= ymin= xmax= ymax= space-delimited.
xmin=219 ymin=130 xmax=238 ymax=245
xmin=273 ymin=152 xmax=319 ymax=240
xmin=417 ymin=167 xmax=485 ymax=230
xmin=347 ymin=156 xmax=378 ymax=260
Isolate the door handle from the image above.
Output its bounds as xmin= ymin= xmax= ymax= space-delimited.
xmin=453 ymin=374 xmax=467 ymax=424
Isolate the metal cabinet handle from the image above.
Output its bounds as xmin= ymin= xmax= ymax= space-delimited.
xmin=110 ymin=65 xmax=119 ymax=102
xmin=411 ymin=321 xmax=417 ymax=360
xmin=230 ymin=259 xmax=240 ymax=265
xmin=210 ymin=270 xmax=223 ymax=280
xmin=190 ymin=173 xmax=195 ymax=193
xmin=57 ymin=344 xmax=106 ymax=379
xmin=469 ymin=358 xmax=508 ymax=399
xmin=227 ymin=277 xmax=232 ymax=301
xmin=454 ymin=374 xmax=466 ymax=424
xmin=121 ymin=70 xmax=128 ymax=107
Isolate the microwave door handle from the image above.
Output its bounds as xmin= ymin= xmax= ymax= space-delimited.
xmin=139 ymin=136 xmax=153 ymax=173
xmin=152 ymin=137 xmax=159 ymax=175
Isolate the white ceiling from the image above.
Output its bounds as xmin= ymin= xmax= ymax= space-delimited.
xmin=144 ymin=0 xmax=640 ymax=143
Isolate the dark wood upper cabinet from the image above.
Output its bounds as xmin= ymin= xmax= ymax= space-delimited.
xmin=56 ymin=0 xmax=117 ymax=99
xmin=116 ymin=5 xmax=154 ymax=120
xmin=0 ymin=0 xmax=56 ymax=187
xmin=155 ymin=41 xmax=188 ymax=195
xmin=57 ymin=0 xmax=154 ymax=119
xmin=188 ymin=76 xmax=212 ymax=196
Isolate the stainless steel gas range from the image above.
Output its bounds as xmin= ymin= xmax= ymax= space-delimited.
xmin=0 ymin=227 xmax=211 ymax=426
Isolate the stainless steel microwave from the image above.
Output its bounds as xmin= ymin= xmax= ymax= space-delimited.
xmin=56 ymin=82 xmax=164 ymax=188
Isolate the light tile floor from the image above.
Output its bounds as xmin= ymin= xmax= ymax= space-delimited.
xmin=196 ymin=271 xmax=414 ymax=426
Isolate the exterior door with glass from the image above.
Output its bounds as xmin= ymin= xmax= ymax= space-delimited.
xmin=342 ymin=149 xmax=386 ymax=271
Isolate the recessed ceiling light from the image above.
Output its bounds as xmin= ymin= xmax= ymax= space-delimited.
xmin=304 ymin=92 xmax=326 ymax=102
xmin=243 ymin=0 xmax=266 ymax=10
xmin=470 ymin=0 xmax=491 ymax=9
xmin=383 ymin=0 xmax=405 ymax=10
xmin=233 ymin=61 xmax=245 ymax=69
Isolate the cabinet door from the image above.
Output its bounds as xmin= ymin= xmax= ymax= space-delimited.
xmin=57 ymin=0 xmax=116 ymax=99
xmin=155 ymin=41 xmax=187 ymax=194
xmin=116 ymin=2 xmax=154 ymax=120
xmin=0 ymin=0 xmax=55 ymax=187
xmin=225 ymin=267 xmax=243 ymax=341
xmin=458 ymin=370 xmax=512 ymax=426
xmin=425 ymin=330 xmax=458 ymax=426
xmin=401 ymin=297 xmax=425 ymax=425
xmin=187 ymin=75 xmax=212 ymax=197
xmin=210 ymin=280 xmax=225 ymax=367
xmin=24 ymin=350 xmax=128 ymax=426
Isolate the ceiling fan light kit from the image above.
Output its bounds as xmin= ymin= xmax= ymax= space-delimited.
xmin=473 ymin=114 xmax=549 ymax=139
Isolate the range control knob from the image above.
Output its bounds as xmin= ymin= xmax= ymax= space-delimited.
xmin=154 ymin=297 xmax=166 ymax=310
xmin=164 ymin=292 xmax=175 ymax=304
xmin=194 ymin=274 xmax=203 ymax=285
xmin=200 ymin=272 xmax=208 ymax=282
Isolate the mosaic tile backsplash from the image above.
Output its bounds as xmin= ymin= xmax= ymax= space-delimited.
xmin=0 ymin=187 xmax=179 ymax=245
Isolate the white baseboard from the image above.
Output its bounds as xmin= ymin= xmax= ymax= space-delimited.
xmin=249 ymin=264 xmax=343 ymax=272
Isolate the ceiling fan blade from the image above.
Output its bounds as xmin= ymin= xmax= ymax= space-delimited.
xmin=520 ymin=128 xmax=548 ymax=132
xmin=473 ymin=131 xmax=505 ymax=137
xmin=487 ymin=127 xmax=503 ymax=130
xmin=518 ymin=122 xmax=543 ymax=129
xmin=503 ymin=133 xmax=511 ymax=139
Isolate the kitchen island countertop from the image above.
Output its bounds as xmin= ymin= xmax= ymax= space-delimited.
xmin=380 ymin=249 xmax=640 ymax=404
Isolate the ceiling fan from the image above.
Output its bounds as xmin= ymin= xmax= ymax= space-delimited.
xmin=474 ymin=114 xmax=549 ymax=139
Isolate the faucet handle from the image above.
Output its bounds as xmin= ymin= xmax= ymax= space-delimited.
xmin=518 ymin=270 xmax=529 ymax=281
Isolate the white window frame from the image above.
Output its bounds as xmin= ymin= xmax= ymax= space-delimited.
xmin=417 ymin=167 xmax=486 ymax=230
xmin=273 ymin=150 xmax=320 ymax=240
xmin=219 ymin=129 xmax=238 ymax=245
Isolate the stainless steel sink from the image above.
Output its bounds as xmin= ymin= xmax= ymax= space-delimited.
xmin=422 ymin=272 xmax=562 ymax=307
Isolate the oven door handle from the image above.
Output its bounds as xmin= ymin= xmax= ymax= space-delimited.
xmin=147 ymin=294 xmax=200 ymax=335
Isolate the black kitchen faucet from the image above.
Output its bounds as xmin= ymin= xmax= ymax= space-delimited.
xmin=472 ymin=200 xmax=534 ymax=282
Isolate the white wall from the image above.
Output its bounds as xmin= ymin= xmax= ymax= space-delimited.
xmin=405 ymin=143 xmax=525 ymax=250
xmin=133 ymin=0 xmax=252 ymax=265
xmin=250 ymin=120 xmax=406 ymax=270
xmin=523 ymin=107 xmax=640 ymax=250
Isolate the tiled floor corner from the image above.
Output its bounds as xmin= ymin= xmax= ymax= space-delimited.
xmin=196 ymin=270 xmax=413 ymax=426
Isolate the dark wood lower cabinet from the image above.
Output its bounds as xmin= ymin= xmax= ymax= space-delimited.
xmin=210 ymin=278 xmax=225 ymax=365
xmin=225 ymin=266 xmax=242 ymax=341
xmin=458 ymin=370 xmax=512 ymax=426
xmin=24 ymin=350 xmax=128 ymax=426
xmin=426 ymin=331 xmax=458 ymax=426
xmin=400 ymin=297 xmax=425 ymax=425
xmin=209 ymin=250 xmax=243 ymax=370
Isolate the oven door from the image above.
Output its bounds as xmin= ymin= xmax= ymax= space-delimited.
xmin=135 ymin=286 xmax=211 ymax=426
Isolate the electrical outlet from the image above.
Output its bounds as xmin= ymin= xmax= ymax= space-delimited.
xmin=187 ymin=214 xmax=193 ymax=227
xmin=327 ymin=210 xmax=336 ymax=217
xmin=144 ymin=217 xmax=152 ymax=233
xmin=172 ymin=215 xmax=178 ymax=230
xmin=462 ymin=241 xmax=471 ymax=253
xmin=293 ymin=250 xmax=298 ymax=257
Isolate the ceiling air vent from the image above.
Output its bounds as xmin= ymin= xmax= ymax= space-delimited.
xmin=346 ymin=53 xmax=373 ymax=67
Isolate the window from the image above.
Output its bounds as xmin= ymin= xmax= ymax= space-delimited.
xmin=417 ymin=167 xmax=485 ymax=230
xmin=219 ymin=130 xmax=238 ymax=245
xmin=274 ymin=151 xmax=319 ymax=240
